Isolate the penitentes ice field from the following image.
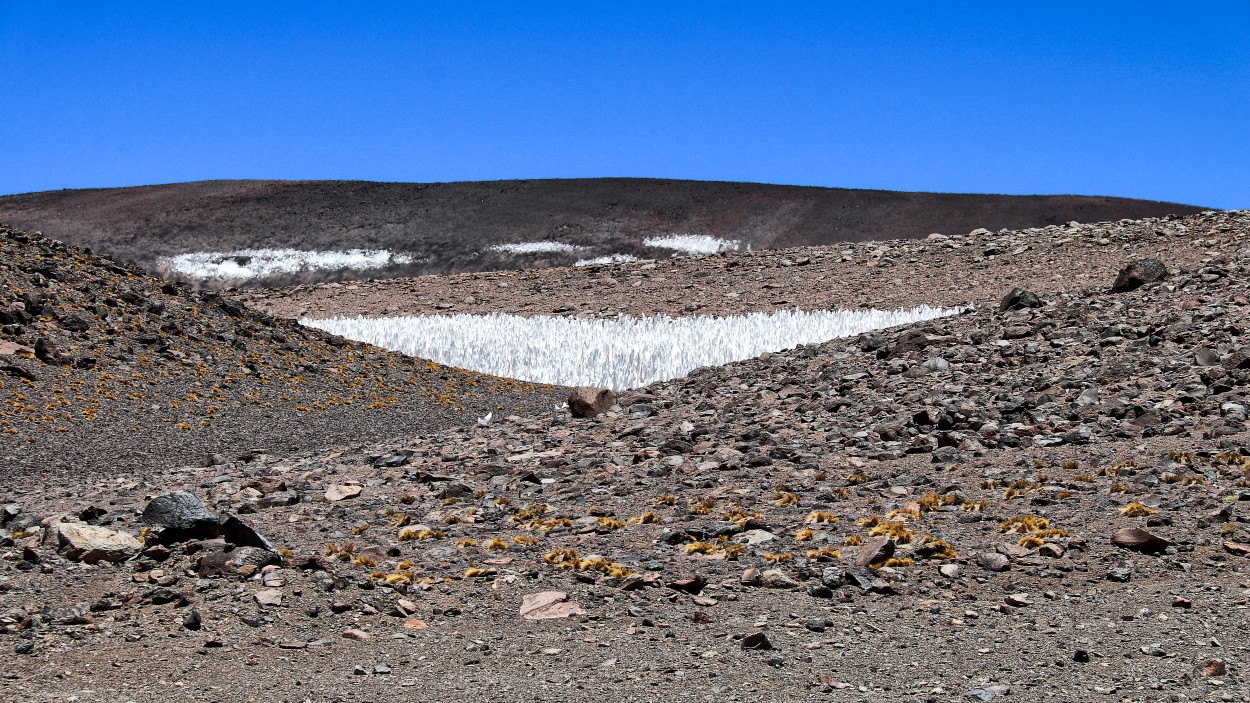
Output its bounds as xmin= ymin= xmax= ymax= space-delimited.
xmin=302 ymin=307 xmax=958 ymax=390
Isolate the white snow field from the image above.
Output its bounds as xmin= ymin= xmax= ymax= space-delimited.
xmin=302 ymin=306 xmax=959 ymax=390
xmin=487 ymin=241 xmax=587 ymax=254
xmin=162 ymin=248 xmax=414 ymax=281
xmin=643 ymin=235 xmax=743 ymax=256
xmin=575 ymin=253 xmax=640 ymax=266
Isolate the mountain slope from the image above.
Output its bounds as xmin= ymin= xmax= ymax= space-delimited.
xmin=2 ymin=209 xmax=1249 ymax=701
xmin=0 ymin=224 xmax=563 ymax=476
xmin=0 ymin=178 xmax=1208 ymax=287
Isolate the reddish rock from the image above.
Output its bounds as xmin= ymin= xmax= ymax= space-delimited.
xmin=568 ymin=387 xmax=616 ymax=418
xmin=325 ymin=484 xmax=362 ymax=502
xmin=854 ymin=536 xmax=896 ymax=567
xmin=519 ymin=591 xmax=585 ymax=620
xmin=1112 ymin=527 xmax=1172 ymax=553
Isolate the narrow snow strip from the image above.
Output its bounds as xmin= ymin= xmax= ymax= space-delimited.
xmin=575 ymin=254 xmax=639 ymax=266
xmin=161 ymin=249 xmax=414 ymax=281
xmin=302 ymin=307 xmax=960 ymax=390
xmin=487 ymin=241 xmax=587 ymax=254
xmin=643 ymin=235 xmax=742 ymax=256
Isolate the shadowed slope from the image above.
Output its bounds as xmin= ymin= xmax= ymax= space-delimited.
xmin=0 ymin=224 xmax=563 ymax=477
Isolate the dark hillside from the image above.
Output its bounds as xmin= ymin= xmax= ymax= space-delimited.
xmin=0 ymin=178 xmax=1208 ymax=287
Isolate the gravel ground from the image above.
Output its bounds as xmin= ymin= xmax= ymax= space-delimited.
xmin=235 ymin=211 xmax=1243 ymax=321
xmin=3 ymin=210 xmax=1250 ymax=702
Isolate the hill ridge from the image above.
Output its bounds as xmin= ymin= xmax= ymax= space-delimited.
xmin=0 ymin=178 xmax=1208 ymax=288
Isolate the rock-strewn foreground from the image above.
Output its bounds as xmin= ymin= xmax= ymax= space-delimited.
xmin=4 ymin=210 xmax=1250 ymax=703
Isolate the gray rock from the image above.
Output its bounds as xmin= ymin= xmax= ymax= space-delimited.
xmin=183 ymin=609 xmax=202 ymax=630
xmin=820 ymin=566 xmax=847 ymax=588
xmin=760 ymin=568 xmax=799 ymax=589
xmin=220 ymin=513 xmax=279 ymax=553
xmin=975 ymin=551 xmax=1010 ymax=572
xmin=1106 ymin=566 xmax=1132 ymax=582
xmin=805 ymin=617 xmax=833 ymax=633
xmin=843 ymin=566 xmax=892 ymax=593
xmin=142 ymin=491 xmax=220 ymax=543
xmin=1195 ymin=348 xmax=1221 ymax=367
xmin=734 ymin=529 xmax=776 ymax=545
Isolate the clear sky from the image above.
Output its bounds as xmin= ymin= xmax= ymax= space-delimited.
xmin=2 ymin=2 xmax=1247 ymax=208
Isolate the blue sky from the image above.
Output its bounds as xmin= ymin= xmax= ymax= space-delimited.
xmin=2 ymin=2 xmax=1247 ymax=207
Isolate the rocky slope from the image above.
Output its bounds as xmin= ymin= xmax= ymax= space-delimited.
xmin=2 ymin=210 xmax=1250 ymax=702
xmin=0 ymin=224 xmax=563 ymax=477
xmin=243 ymin=211 xmax=1239 ymax=322
xmin=0 ymin=179 xmax=1206 ymax=288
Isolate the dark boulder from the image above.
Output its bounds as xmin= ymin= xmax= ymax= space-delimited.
xmin=142 ymin=491 xmax=220 ymax=543
xmin=568 ymin=387 xmax=616 ymax=418
xmin=999 ymin=287 xmax=1041 ymax=312
xmin=1111 ymin=259 xmax=1167 ymax=293
xmin=220 ymin=513 xmax=279 ymax=554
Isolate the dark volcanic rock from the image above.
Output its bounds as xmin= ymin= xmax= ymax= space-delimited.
xmin=1110 ymin=258 xmax=1167 ymax=293
xmin=999 ymin=287 xmax=1042 ymax=311
xmin=220 ymin=513 xmax=279 ymax=553
xmin=142 ymin=491 xmax=221 ymax=543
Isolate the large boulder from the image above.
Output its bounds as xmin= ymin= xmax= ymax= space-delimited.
xmin=568 ymin=387 xmax=616 ymax=418
xmin=999 ymin=288 xmax=1042 ymax=312
xmin=142 ymin=491 xmax=220 ymax=543
xmin=53 ymin=523 xmax=141 ymax=564
xmin=1111 ymin=259 xmax=1167 ymax=293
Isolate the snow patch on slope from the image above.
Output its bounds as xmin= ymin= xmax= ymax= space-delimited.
xmin=643 ymin=235 xmax=743 ymax=256
xmin=162 ymin=249 xmax=414 ymax=281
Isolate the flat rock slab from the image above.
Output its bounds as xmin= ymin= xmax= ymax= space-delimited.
xmin=325 ymin=484 xmax=362 ymax=502
xmin=520 ymin=591 xmax=585 ymax=620
xmin=0 ymin=341 xmax=33 ymax=356
xmin=254 ymin=588 xmax=284 ymax=606
xmin=54 ymin=523 xmax=141 ymax=564
xmin=1112 ymin=527 xmax=1172 ymax=553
